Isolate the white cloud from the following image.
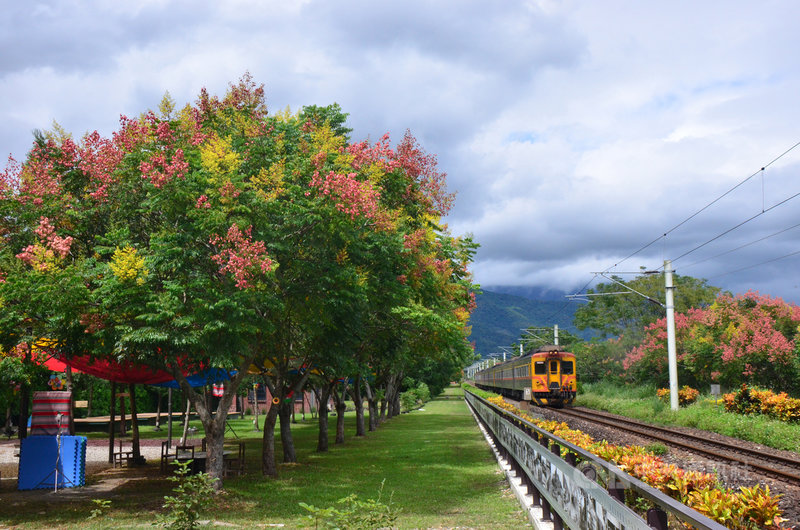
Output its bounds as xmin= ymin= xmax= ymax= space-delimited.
xmin=3 ymin=0 xmax=800 ymax=301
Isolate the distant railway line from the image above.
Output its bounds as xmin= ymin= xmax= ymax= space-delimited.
xmin=548 ymin=406 xmax=800 ymax=487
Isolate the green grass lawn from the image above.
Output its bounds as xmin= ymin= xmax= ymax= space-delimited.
xmin=1 ymin=385 xmax=528 ymax=528
xmin=578 ymin=381 xmax=800 ymax=452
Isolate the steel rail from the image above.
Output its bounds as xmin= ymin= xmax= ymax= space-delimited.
xmin=555 ymin=407 xmax=800 ymax=486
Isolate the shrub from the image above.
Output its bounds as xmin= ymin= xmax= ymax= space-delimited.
xmin=299 ymin=480 xmax=400 ymax=529
xmin=656 ymin=385 xmax=699 ymax=406
xmin=399 ymin=390 xmax=418 ymax=412
xmin=400 ymin=382 xmax=432 ymax=412
xmin=413 ymin=382 xmax=430 ymax=403
xmin=158 ymin=460 xmax=218 ymax=529
xmin=723 ymin=384 xmax=800 ymax=423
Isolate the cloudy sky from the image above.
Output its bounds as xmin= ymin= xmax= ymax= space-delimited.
xmin=3 ymin=1 xmax=800 ymax=302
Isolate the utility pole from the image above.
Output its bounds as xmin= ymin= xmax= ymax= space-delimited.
xmin=554 ymin=324 xmax=559 ymax=346
xmin=665 ymin=260 xmax=679 ymax=411
xmin=580 ymin=265 xmax=680 ymax=410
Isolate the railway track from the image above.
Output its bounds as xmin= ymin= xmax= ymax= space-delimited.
xmin=551 ymin=406 xmax=800 ymax=487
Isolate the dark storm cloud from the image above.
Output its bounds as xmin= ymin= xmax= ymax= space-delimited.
xmin=300 ymin=1 xmax=584 ymax=80
xmin=3 ymin=1 xmax=800 ymax=301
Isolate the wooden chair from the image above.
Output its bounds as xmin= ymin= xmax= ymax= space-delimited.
xmin=175 ymin=444 xmax=195 ymax=459
xmin=113 ymin=439 xmax=134 ymax=468
xmin=223 ymin=441 xmax=245 ymax=477
xmin=160 ymin=440 xmax=176 ymax=473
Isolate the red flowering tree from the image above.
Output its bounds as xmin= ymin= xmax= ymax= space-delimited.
xmin=624 ymin=291 xmax=800 ymax=393
xmin=0 ymin=75 xmax=477 ymax=484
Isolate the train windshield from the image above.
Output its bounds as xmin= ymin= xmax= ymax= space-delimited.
xmin=534 ymin=361 xmax=546 ymax=375
xmin=549 ymin=360 xmax=559 ymax=373
xmin=561 ymin=360 xmax=574 ymax=375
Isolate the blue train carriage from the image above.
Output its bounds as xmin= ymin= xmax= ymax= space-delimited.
xmin=474 ymin=345 xmax=576 ymax=407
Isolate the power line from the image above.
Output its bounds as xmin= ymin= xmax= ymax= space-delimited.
xmin=671 ymin=189 xmax=800 ymax=264
xmin=605 ymin=140 xmax=800 ymax=274
xmin=708 ymin=249 xmax=800 ymax=280
xmin=682 ymin=221 xmax=800 ymax=271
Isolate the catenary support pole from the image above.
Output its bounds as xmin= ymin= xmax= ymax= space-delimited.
xmin=665 ymin=260 xmax=679 ymax=411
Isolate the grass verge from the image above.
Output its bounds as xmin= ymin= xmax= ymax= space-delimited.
xmin=578 ymin=381 xmax=800 ymax=452
xmin=0 ymin=385 xmax=528 ymax=529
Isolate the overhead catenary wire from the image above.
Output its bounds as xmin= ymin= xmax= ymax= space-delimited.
xmin=682 ymin=221 xmax=800 ymax=271
xmin=546 ymin=140 xmax=800 ymax=330
xmin=708 ymin=249 xmax=800 ymax=280
xmin=602 ymin=140 xmax=800 ymax=275
xmin=670 ymin=189 xmax=800 ymax=265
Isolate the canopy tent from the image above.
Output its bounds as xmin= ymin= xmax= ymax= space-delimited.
xmin=43 ymin=356 xmax=173 ymax=385
xmin=42 ymin=354 xmax=234 ymax=388
xmin=151 ymin=367 xmax=236 ymax=388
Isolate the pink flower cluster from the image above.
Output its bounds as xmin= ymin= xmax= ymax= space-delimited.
xmin=308 ymin=170 xmax=381 ymax=221
xmin=346 ymin=133 xmax=398 ymax=171
xmin=16 ymin=217 xmax=73 ymax=270
xmin=77 ymin=132 xmax=125 ymax=201
xmin=34 ymin=217 xmax=73 ymax=258
xmin=0 ymin=155 xmax=21 ymax=198
xmin=18 ymin=144 xmax=61 ymax=205
xmin=219 ymin=181 xmax=241 ymax=199
xmin=625 ymin=291 xmax=800 ymax=382
xmin=196 ymin=74 xmax=266 ymax=121
xmin=195 ymin=195 xmax=211 ymax=209
xmin=114 ymin=115 xmax=151 ymax=152
xmin=393 ymin=131 xmax=454 ymax=216
xmin=140 ymin=149 xmax=189 ymax=188
xmin=210 ymin=224 xmax=274 ymax=289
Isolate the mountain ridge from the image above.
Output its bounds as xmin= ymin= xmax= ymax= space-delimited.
xmin=467 ymin=288 xmax=584 ymax=359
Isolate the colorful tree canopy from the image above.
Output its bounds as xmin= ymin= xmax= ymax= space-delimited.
xmin=0 ymin=75 xmax=477 ymax=481
xmin=624 ymin=291 xmax=800 ymax=393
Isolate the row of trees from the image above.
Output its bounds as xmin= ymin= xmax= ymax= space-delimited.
xmin=0 ymin=75 xmax=478 ymax=487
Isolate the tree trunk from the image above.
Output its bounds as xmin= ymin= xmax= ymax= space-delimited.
xmin=65 ymin=366 xmax=75 ymax=435
xmin=391 ymin=391 xmax=401 ymax=417
xmin=154 ymin=390 xmax=163 ymax=431
xmin=180 ymin=398 xmax=191 ymax=445
xmin=128 ymin=383 xmax=141 ymax=462
xmin=315 ymin=383 xmax=334 ymax=452
xmin=332 ymin=384 xmax=347 ymax=444
xmin=379 ymin=396 xmax=387 ymax=423
xmin=384 ymin=373 xmax=398 ymax=420
xmin=261 ymin=401 xmax=280 ymax=476
xmin=172 ymin=357 xmax=252 ymax=490
xmin=18 ymin=343 xmax=31 ymax=439
xmin=119 ymin=393 xmax=127 ymax=436
xmin=203 ymin=413 xmax=227 ymax=488
xmin=279 ymin=400 xmax=297 ymax=463
xmin=87 ymin=381 xmax=94 ymax=417
xmin=108 ymin=381 xmax=116 ymax=464
xmin=350 ymin=375 xmax=365 ymax=437
xmin=18 ymin=384 xmax=29 ymax=439
xmin=363 ymin=380 xmax=379 ymax=432
xmin=252 ymin=385 xmax=260 ymax=431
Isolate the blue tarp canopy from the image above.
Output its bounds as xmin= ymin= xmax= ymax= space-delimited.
xmin=151 ymin=368 xmax=236 ymax=388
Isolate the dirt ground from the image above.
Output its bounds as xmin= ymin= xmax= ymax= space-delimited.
xmin=0 ymin=437 xmax=173 ymax=501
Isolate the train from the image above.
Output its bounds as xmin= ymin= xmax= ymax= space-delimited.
xmin=473 ymin=345 xmax=576 ymax=407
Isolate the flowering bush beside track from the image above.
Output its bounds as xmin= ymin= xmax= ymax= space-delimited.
xmin=464 ymin=385 xmax=785 ymax=529
xmin=724 ymin=384 xmax=800 ymax=423
xmin=624 ymin=292 xmax=800 ymax=395
xmin=656 ymin=385 xmax=700 ymax=407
